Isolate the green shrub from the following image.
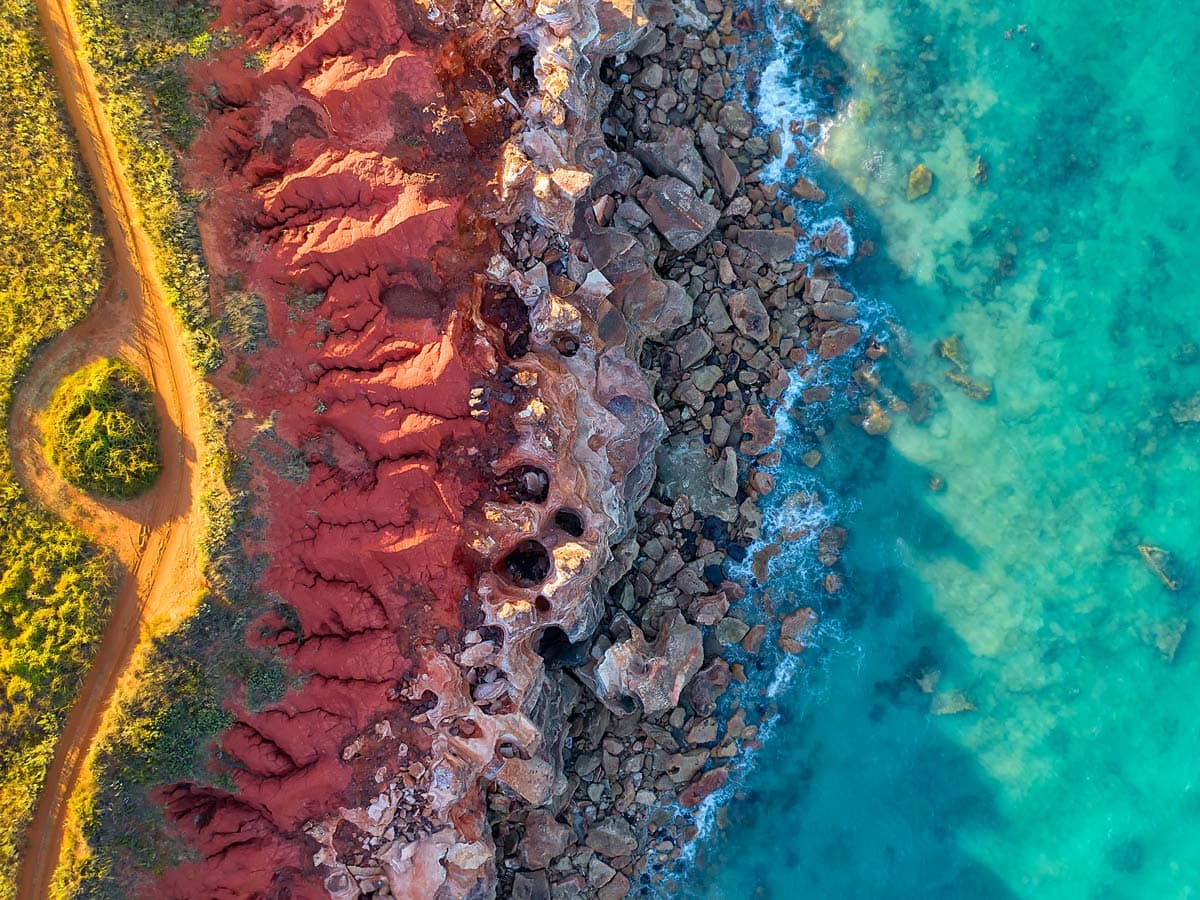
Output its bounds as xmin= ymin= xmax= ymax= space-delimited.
xmin=45 ymin=359 xmax=161 ymax=499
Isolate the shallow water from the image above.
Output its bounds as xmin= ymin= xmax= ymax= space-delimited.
xmin=684 ymin=1 xmax=1200 ymax=897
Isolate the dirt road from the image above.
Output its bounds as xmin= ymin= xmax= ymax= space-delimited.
xmin=11 ymin=0 xmax=207 ymax=895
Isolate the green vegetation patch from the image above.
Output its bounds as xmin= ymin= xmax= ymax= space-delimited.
xmin=45 ymin=359 xmax=161 ymax=499
xmin=0 ymin=0 xmax=113 ymax=893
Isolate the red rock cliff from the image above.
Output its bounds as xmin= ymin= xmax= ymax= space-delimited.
xmin=155 ymin=0 xmax=684 ymax=895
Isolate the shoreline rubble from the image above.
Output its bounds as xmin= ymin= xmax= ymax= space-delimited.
xmin=486 ymin=0 xmax=879 ymax=895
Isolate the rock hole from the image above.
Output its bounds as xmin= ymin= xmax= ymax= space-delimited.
xmin=481 ymin=284 xmax=532 ymax=359
xmin=498 ymin=540 xmax=551 ymax=587
xmin=535 ymin=625 xmax=590 ymax=669
xmin=534 ymin=595 xmax=551 ymax=613
xmin=553 ymin=333 xmax=580 ymax=357
xmin=497 ymin=465 xmax=549 ymax=503
xmin=552 ymin=507 xmax=584 ymax=537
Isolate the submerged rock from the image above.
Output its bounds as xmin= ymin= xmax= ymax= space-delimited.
xmin=930 ymin=690 xmax=976 ymax=716
xmin=1138 ymin=544 xmax=1181 ymax=591
xmin=907 ymin=163 xmax=934 ymax=200
xmin=779 ymin=608 xmax=817 ymax=654
xmin=945 ymin=370 xmax=993 ymax=401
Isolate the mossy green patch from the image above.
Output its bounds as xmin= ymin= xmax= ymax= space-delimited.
xmin=45 ymin=359 xmax=161 ymax=499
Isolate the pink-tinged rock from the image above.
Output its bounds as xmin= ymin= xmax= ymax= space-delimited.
xmin=727 ymin=288 xmax=770 ymax=341
xmin=518 ymin=810 xmax=573 ymax=870
xmin=680 ymin=767 xmax=729 ymax=808
xmin=595 ymin=610 xmax=704 ymax=714
xmin=739 ymin=404 xmax=776 ymax=455
xmin=813 ymin=219 xmax=854 ymax=260
xmin=817 ymin=323 xmax=862 ymax=359
xmin=780 ymin=608 xmax=818 ymax=654
xmin=688 ymin=591 xmax=729 ymax=626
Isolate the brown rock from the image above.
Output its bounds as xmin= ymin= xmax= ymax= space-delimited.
xmin=518 ymin=810 xmax=573 ymax=869
xmin=688 ymin=591 xmax=729 ymax=626
xmin=680 ymin=767 xmax=729 ymax=808
xmin=635 ymin=175 xmax=720 ymax=251
xmin=718 ymin=101 xmax=754 ymax=139
xmin=813 ymin=301 xmax=858 ymax=321
xmin=779 ymin=608 xmax=817 ymax=654
xmin=817 ymin=322 xmax=862 ymax=359
xmin=727 ymin=288 xmax=770 ymax=341
xmin=686 ymin=658 xmax=732 ymax=716
xmin=701 ymin=71 xmax=725 ymax=100
xmin=633 ymin=127 xmax=705 ymax=192
xmin=598 ymin=874 xmax=632 ymax=900
xmin=741 ymin=624 xmax=767 ymax=653
xmin=632 ymin=62 xmax=664 ymax=90
xmin=666 ymin=750 xmax=709 ymax=783
xmin=791 ymin=175 xmax=827 ymax=203
xmin=738 ymin=228 xmax=796 ymax=263
xmin=585 ymin=816 xmax=638 ymax=858
xmin=739 ymin=404 xmax=776 ymax=455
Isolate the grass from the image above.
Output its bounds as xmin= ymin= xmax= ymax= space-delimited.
xmin=0 ymin=0 xmax=114 ymax=894
xmin=44 ymin=358 xmax=161 ymax=499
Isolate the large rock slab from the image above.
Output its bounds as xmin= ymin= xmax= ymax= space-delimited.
xmin=634 ymin=175 xmax=720 ymax=252
xmin=633 ymin=126 xmax=705 ymax=192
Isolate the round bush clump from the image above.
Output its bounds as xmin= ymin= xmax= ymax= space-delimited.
xmin=45 ymin=358 xmax=161 ymax=499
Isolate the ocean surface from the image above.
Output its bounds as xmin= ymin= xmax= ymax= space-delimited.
xmin=683 ymin=0 xmax=1200 ymax=897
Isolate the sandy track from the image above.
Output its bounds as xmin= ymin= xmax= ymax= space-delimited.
xmin=12 ymin=0 xmax=207 ymax=895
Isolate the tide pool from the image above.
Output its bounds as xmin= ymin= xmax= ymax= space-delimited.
xmin=684 ymin=1 xmax=1200 ymax=898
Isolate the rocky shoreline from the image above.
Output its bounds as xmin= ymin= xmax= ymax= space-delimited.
xmin=92 ymin=0 xmax=876 ymax=895
xmin=486 ymin=0 xmax=872 ymax=896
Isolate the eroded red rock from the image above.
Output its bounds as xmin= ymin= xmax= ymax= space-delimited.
xmin=148 ymin=0 xmax=665 ymax=895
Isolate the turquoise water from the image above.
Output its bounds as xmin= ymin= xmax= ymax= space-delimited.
xmin=684 ymin=1 xmax=1200 ymax=897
